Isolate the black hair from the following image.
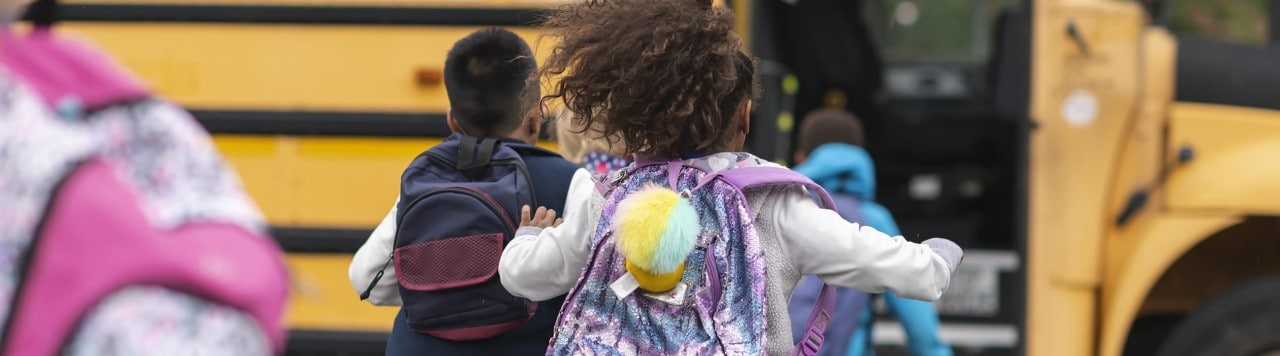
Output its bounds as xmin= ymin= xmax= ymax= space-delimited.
xmin=444 ymin=28 xmax=539 ymax=137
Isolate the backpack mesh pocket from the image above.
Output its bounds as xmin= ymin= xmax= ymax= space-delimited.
xmin=394 ymin=233 xmax=503 ymax=291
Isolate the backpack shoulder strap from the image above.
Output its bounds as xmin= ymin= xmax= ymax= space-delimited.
xmin=700 ymin=166 xmax=837 ymax=210
xmin=699 ymin=166 xmax=838 ymax=356
xmin=456 ymin=136 xmax=500 ymax=181
xmin=830 ymin=193 xmax=866 ymax=225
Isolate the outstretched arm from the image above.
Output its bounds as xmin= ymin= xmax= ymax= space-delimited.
xmin=773 ymin=187 xmax=962 ymax=301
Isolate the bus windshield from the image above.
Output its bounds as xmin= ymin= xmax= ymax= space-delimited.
xmin=864 ymin=0 xmax=1022 ymax=63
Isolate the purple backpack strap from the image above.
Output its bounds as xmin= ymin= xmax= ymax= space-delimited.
xmin=793 ymin=286 xmax=838 ymax=356
xmin=698 ymin=166 xmax=838 ymax=209
xmin=830 ymin=193 xmax=865 ymax=225
xmin=703 ymin=166 xmax=840 ymax=356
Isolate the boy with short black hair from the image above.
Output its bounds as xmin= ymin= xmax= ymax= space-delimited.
xmin=441 ymin=28 xmax=543 ymax=140
xmin=349 ymin=28 xmax=581 ymax=355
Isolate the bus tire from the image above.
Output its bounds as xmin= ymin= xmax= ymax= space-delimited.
xmin=1157 ymin=274 xmax=1280 ymax=356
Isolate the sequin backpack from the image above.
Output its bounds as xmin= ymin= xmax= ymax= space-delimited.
xmin=550 ymin=154 xmax=840 ymax=355
xmin=0 ymin=4 xmax=288 ymax=354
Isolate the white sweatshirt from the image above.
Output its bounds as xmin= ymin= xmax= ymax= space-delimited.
xmin=347 ymin=169 xmax=599 ymax=306
xmin=499 ymin=169 xmax=961 ymax=355
xmin=348 ymin=200 xmax=403 ymax=306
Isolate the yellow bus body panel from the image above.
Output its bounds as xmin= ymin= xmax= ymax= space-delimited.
xmin=1099 ymin=213 xmax=1240 ymax=356
xmin=214 ymin=136 xmax=558 ymax=228
xmin=1165 ymin=103 xmax=1280 ymax=214
xmin=286 ymin=253 xmax=398 ymax=332
xmin=61 ymin=23 xmax=552 ymax=112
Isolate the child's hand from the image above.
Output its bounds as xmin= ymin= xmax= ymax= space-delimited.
xmin=520 ymin=205 xmax=564 ymax=229
xmin=923 ymin=238 xmax=963 ymax=273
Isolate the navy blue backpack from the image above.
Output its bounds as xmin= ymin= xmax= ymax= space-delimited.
xmin=391 ymin=134 xmax=538 ymax=341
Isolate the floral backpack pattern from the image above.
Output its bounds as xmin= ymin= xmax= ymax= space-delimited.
xmin=0 ymin=29 xmax=287 ymax=355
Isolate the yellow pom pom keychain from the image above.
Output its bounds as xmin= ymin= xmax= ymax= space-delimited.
xmin=612 ymin=184 xmax=702 ymax=293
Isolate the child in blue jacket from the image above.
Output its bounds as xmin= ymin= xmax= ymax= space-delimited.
xmin=790 ymin=109 xmax=952 ymax=356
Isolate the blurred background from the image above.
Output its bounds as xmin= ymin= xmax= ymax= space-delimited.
xmin=19 ymin=0 xmax=1280 ymax=355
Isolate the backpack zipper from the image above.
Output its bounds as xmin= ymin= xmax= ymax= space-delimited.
xmin=424 ymin=152 xmax=539 ymax=210
xmin=359 ymin=253 xmax=394 ymax=301
xmin=552 ymin=228 xmax=615 ymax=341
xmin=399 ymin=186 xmax=516 ymax=240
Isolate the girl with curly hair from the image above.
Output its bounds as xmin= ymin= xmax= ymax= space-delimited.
xmin=500 ymin=1 xmax=963 ymax=354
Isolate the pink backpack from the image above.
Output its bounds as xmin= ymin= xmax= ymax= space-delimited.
xmin=0 ymin=12 xmax=288 ymax=356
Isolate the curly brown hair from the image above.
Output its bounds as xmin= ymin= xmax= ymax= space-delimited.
xmin=540 ymin=0 xmax=756 ymax=158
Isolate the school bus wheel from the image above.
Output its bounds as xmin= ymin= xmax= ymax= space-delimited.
xmin=1157 ymin=274 xmax=1280 ymax=356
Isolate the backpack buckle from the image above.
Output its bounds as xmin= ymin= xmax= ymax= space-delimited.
xmin=802 ymin=331 xmax=824 ymax=354
xmin=641 ymin=282 xmax=689 ymax=306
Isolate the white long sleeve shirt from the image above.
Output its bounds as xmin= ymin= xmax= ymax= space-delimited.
xmin=348 ymin=200 xmax=403 ymax=306
xmin=347 ymin=169 xmax=599 ymax=306
xmin=499 ymin=170 xmax=959 ymax=355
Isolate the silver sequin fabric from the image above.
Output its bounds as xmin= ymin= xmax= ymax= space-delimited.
xmin=549 ymin=153 xmax=791 ymax=355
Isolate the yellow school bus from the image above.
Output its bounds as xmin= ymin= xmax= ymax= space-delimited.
xmin=56 ymin=0 xmax=1280 ymax=355
xmin=736 ymin=0 xmax=1280 ymax=355
xmin=53 ymin=0 xmax=566 ymax=353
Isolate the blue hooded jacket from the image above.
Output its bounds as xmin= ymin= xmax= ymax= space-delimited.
xmin=790 ymin=143 xmax=951 ymax=356
xmin=793 ymin=143 xmax=898 ymax=235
